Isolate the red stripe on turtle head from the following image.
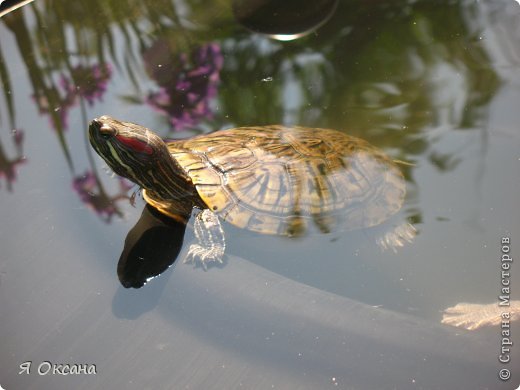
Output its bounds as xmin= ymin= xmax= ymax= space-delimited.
xmin=116 ymin=135 xmax=154 ymax=155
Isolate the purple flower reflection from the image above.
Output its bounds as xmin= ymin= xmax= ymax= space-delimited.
xmin=33 ymin=63 xmax=112 ymax=131
xmin=144 ymin=42 xmax=223 ymax=130
xmin=73 ymin=170 xmax=132 ymax=223
xmin=62 ymin=63 xmax=112 ymax=106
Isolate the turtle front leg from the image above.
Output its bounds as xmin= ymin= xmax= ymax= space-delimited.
xmin=185 ymin=209 xmax=226 ymax=270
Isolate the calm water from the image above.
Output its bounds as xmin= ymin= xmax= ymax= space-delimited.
xmin=0 ymin=1 xmax=519 ymax=389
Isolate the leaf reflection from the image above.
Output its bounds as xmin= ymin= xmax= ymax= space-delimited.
xmin=0 ymin=129 xmax=25 ymax=192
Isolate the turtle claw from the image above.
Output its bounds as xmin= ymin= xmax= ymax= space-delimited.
xmin=184 ymin=209 xmax=226 ymax=270
xmin=185 ymin=243 xmax=224 ymax=270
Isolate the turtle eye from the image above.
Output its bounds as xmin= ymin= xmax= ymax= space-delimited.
xmin=99 ymin=124 xmax=116 ymax=139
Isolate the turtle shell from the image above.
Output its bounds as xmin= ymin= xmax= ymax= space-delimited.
xmin=159 ymin=125 xmax=406 ymax=236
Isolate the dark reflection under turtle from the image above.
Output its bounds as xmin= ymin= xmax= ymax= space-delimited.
xmin=117 ymin=204 xmax=186 ymax=288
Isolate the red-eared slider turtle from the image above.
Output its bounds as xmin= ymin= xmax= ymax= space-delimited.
xmin=89 ymin=116 xmax=415 ymax=267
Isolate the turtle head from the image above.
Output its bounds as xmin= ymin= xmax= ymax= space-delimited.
xmin=88 ymin=115 xmax=191 ymax=200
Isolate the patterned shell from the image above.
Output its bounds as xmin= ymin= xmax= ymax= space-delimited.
xmin=157 ymin=125 xmax=405 ymax=236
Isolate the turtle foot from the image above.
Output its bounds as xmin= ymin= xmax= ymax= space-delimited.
xmin=184 ymin=209 xmax=226 ymax=270
xmin=185 ymin=244 xmax=224 ymax=270
xmin=376 ymin=222 xmax=416 ymax=252
xmin=441 ymin=301 xmax=520 ymax=330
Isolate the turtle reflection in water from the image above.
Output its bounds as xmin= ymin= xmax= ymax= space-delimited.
xmin=89 ymin=116 xmax=415 ymax=268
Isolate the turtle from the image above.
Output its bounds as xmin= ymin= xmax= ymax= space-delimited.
xmin=88 ymin=115 xmax=415 ymax=267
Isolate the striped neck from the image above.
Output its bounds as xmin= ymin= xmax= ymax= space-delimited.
xmin=137 ymin=156 xmax=194 ymax=202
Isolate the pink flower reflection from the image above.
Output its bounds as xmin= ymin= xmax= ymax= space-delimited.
xmin=144 ymin=42 xmax=223 ymax=130
xmin=73 ymin=170 xmax=133 ymax=223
